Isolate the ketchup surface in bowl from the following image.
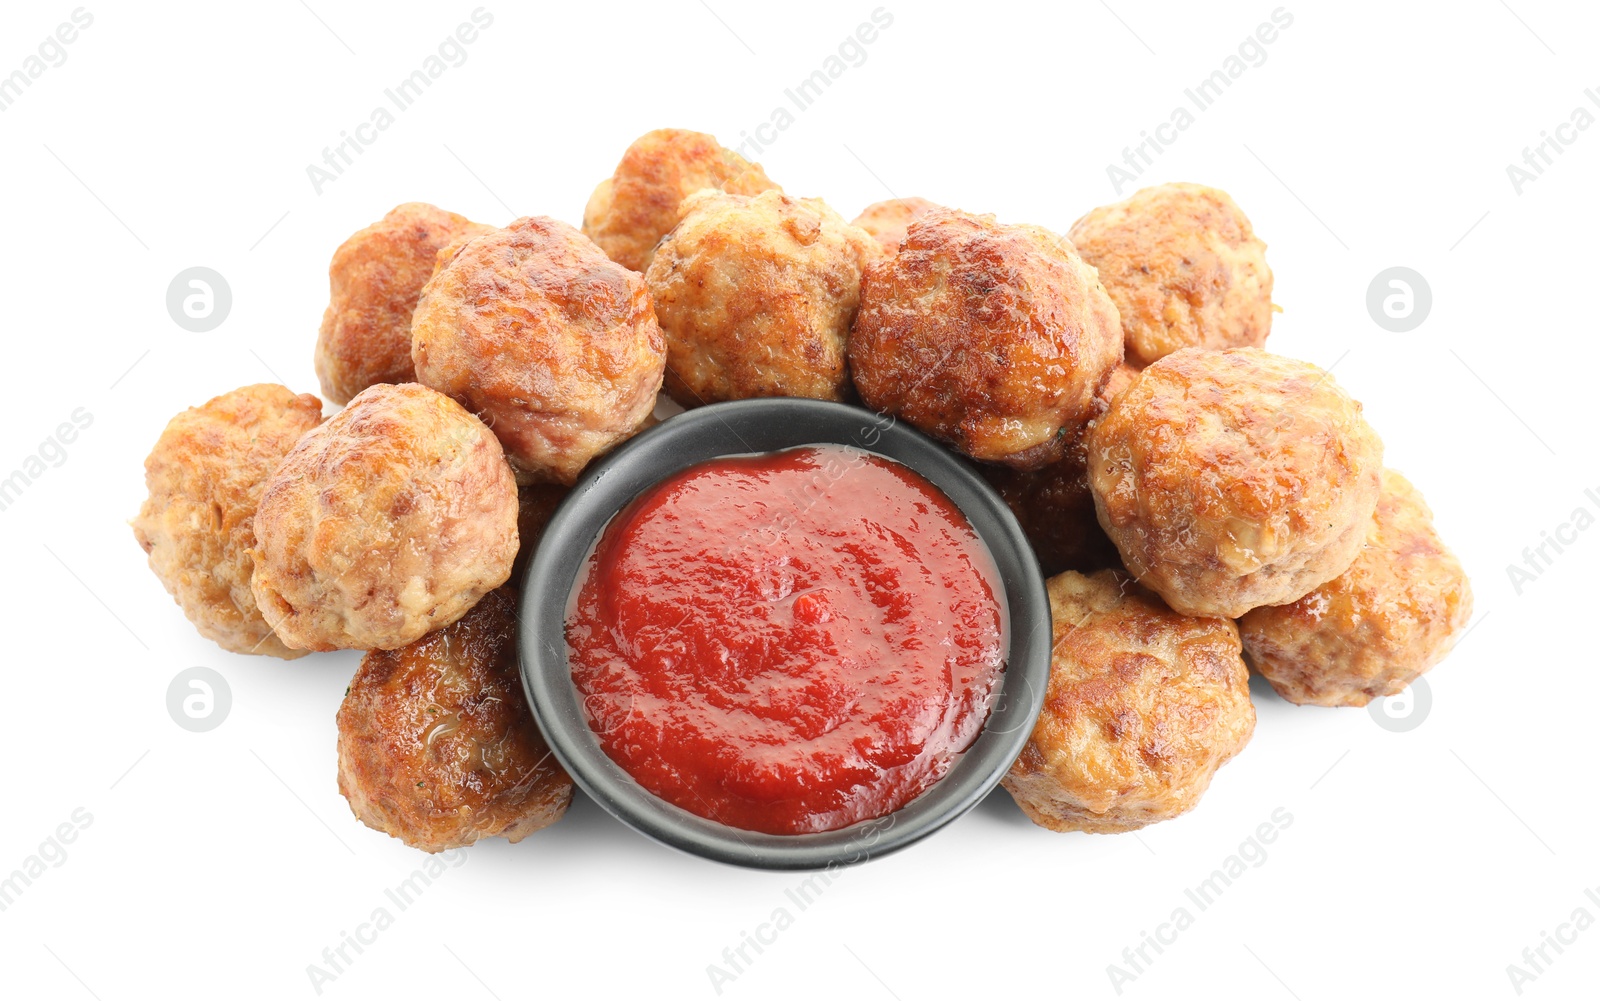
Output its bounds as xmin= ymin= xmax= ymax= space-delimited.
xmin=565 ymin=444 xmax=1007 ymax=835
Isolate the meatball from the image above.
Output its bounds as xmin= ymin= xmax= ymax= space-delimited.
xmin=132 ymin=384 xmax=323 ymax=659
xmin=250 ymin=383 xmax=517 ymax=652
xmin=984 ymin=457 xmax=1120 ymax=577
xmin=337 ymin=587 xmax=572 ymax=852
xmin=511 ymin=482 xmax=568 ymax=583
xmin=411 ymin=216 xmax=666 ymax=485
xmin=1069 ymin=183 xmax=1274 ymax=368
xmin=849 ymin=209 xmax=1123 ymax=469
xmin=1003 ymin=569 xmax=1255 ymax=833
xmin=852 ymin=196 xmax=943 ymax=255
xmin=314 ymin=203 xmax=493 ymax=405
xmin=1240 ymin=470 xmax=1473 ymax=707
xmin=582 ymin=128 xmax=780 ymax=273
xmin=981 ymin=372 xmax=1133 ymax=576
xmin=1103 ymin=360 xmax=1142 ymax=403
xmin=1086 ymin=348 xmax=1383 ymax=618
xmin=645 ymin=189 xmax=880 ymax=406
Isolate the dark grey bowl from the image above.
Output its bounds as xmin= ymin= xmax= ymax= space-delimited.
xmin=518 ymin=398 xmax=1050 ymax=870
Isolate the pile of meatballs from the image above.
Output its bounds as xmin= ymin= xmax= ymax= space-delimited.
xmin=132 ymin=128 xmax=1472 ymax=853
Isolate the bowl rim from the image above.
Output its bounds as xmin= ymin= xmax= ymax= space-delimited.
xmin=517 ymin=397 xmax=1050 ymax=871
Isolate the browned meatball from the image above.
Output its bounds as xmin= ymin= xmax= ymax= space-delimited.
xmin=1102 ymin=360 xmax=1142 ymax=403
xmin=1003 ymin=569 xmax=1255 ymax=833
xmin=849 ymin=209 xmax=1123 ymax=469
xmin=338 ymin=587 xmax=572 ymax=852
xmin=582 ymin=128 xmax=780 ymax=273
xmin=1240 ymin=470 xmax=1473 ymax=707
xmin=314 ymin=203 xmax=493 ymax=405
xmin=1086 ymin=348 xmax=1383 ymax=618
xmin=411 ymin=216 xmax=666 ymax=485
xmin=132 ymin=385 xmax=323 ymax=659
xmin=645 ymin=189 xmax=880 ymax=406
xmin=984 ymin=457 xmax=1120 ymax=577
xmin=250 ymin=383 xmax=518 ymax=652
xmin=852 ymin=196 xmax=943 ymax=255
xmin=1070 ymin=183 xmax=1274 ymax=368
xmin=511 ymin=482 xmax=568 ymax=583
xmin=981 ymin=372 xmax=1132 ymax=576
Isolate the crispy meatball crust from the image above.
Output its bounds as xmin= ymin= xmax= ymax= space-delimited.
xmin=132 ymin=385 xmax=323 ymax=659
xmin=645 ymin=189 xmax=880 ymax=407
xmin=849 ymin=209 xmax=1123 ymax=469
xmin=410 ymin=216 xmax=666 ymax=485
xmin=314 ymin=203 xmax=493 ymax=405
xmin=582 ymin=128 xmax=780 ymax=273
xmin=981 ymin=372 xmax=1133 ymax=576
xmin=984 ymin=456 xmax=1120 ymax=577
xmin=1003 ymin=569 xmax=1255 ymax=833
xmin=1240 ymin=470 xmax=1473 ymax=707
xmin=511 ymin=482 xmax=568 ymax=583
xmin=1069 ymin=183 xmax=1274 ymax=368
xmin=1087 ymin=348 xmax=1383 ymax=618
xmin=337 ymin=587 xmax=572 ymax=852
xmin=852 ymin=196 xmax=943 ymax=255
xmin=1103 ymin=361 xmax=1142 ymax=403
xmin=250 ymin=383 xmax=517 ymax=652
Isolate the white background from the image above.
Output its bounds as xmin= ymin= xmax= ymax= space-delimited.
xmin=1 ymin=1 xmax=1596 ymax=998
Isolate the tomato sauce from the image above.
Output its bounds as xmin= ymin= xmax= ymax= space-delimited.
xmin=565 ymin=444 xmax=1006 ymax=835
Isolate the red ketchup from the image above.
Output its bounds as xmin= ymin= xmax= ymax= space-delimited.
xmin=566 ymin=444 xmax=1006 ymax=835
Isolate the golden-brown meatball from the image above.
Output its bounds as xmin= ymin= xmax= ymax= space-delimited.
xmin=337 ymin=587 xmax=572 ymax=852
xmin=849 ymin=209 xmax=1123 ymax=469
xmin=510 ymin=482 xmax=568 ymax=583
xmin=1240 ymin=470 xmax=1473 ymax=707
xmin=411 ymin=216 xmax=666 ymax=485
xmin=314 ymin=203 xmax=493 ymax=405
xmin=1103 ymin=360 xmax=1142 ymax=403
xmin=582 ymin=128 xmax=780 ymax=273
xmin=250 ymin=383 xmax=517 ymax=652
xmin=1069 ymin=183 xmax=1274 ymax=368
xmin=981 ymin=371 xmax=1133 ymax=576
xmin=1087 ymin=348 xmax=1383 ymax=618
xmin=645 ymin=189 xmax=880 ymax=407
xmin=852 ymin=196 xmax=943 ymax=255
xmin=984 ymin=457 xmax=1120 ymax=577
xmin=132 ymin=385 xmax=323 ymax=659
xmin=1003 ymin=569 xmax=1255 ymax=833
